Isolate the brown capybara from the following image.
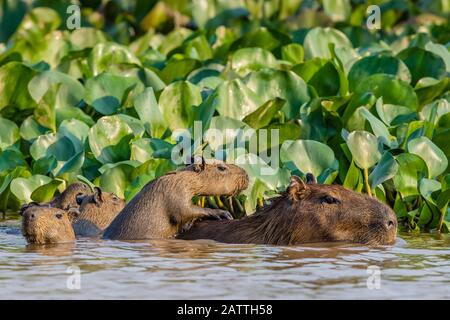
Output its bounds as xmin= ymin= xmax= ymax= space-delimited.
xmin=103 ymin=157 xmax=249 ymax=240
xmin=19 ymin=182 xmax=92 ymax=214
xmin=21 ymin=206 xmax=79 ymax=244
xmin=177 ymin=174 xmax=398 ymax=246
xmin=72 ymin=187 xmax=125 ymax=237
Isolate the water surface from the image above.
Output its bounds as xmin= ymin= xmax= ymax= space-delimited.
xmin=1 ymin=218 xmax=449 ymax=299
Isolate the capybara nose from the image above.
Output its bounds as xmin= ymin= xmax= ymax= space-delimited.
xmin=76 ymin=194 xmax=84 ymax=205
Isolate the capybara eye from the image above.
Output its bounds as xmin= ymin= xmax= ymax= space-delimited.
xmin=321 ymin=195 xmax=340 ymax=204
xmin=55 ymin=213 xmax=63 ymax=219
xmin=217 ymin=165 xmax=227 ymax=172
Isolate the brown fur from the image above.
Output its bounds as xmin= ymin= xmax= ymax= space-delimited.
xmin=103 ymin=159 xmax=249 ymax=240
xmin=19 ymin=182 xmax=92 ymax=214
xmin=73 ymin=188 xmax=125 ymax=237
xmin=21 ymin=206 xmax=79 ymax=244
xmin=177 ymin=176 xmax=398 ymax=246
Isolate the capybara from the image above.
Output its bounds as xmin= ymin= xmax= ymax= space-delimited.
xmin=103 ymin=157 xmax=249 ymax=240
xmin=21 ymin=206 xmax=79 ymax=244
xmin=72 ymin=187 xmax=125 ymax=237
xmin=19 ymin=182 xmax=92 ymax=214
xmin=177 ymin=175 xmax=398 ymax=246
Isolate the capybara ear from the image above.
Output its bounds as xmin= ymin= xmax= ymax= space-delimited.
xmin=93 ymin=187 xmax=103 ymax=204
xmin=19 ymin=202 xmax=39 ymax=216
xmin=192 ymin=155 xmax=206 ymax=173
xmin=67 ymin=207 xmax=80 ymax=222
xmin=287 ymin=175 xmax=308 ymax=201
xmin=306 ymin=173 xmax=317 ymax=184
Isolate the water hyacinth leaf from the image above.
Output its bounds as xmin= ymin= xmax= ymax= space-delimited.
xmin=160 ymin=59 xmax=201 ymax=84
xmin=281 ymin=43 xmax=304 ymax=64
xmin=88 ymin=42 xmax=141 ymax=76
xmin=56 ymin=151 xmax=85 ymax=176
xmin=353 ymin=74 xmax=419 ymax=111
xmin=183 ymin=34 xmax=213 ymax=61
xmin=10 ymin=175 xmax=52 ymax=203
xmin=30 ymin=179 xmax=63 ymax=203
xmin=419 ymin=178 xmax=441 ymax=205
xmin=415 ymin=77 xmax=450 ymax=107
xmin=303 ymin=27 xmax=353 ymax=60
xmin=131 ymin=138 xmax=155 ymax=163
xmin=229 ymin=27 xmax=289 ymax=52
xmin=19 ymin=116 xmax=50 ymax=141
xmin=394 ymin=153 xmax=428 ymax=198
xmin=322 ymin=0 xmax=351 ymax=21
xmin=88 ymin=115 xmax=141 ymax=164
xmin=369 ymin=152 xmax=399 ymax=189
xmin=158 ymin=81 xmax=202 ymax=130
xmin=425 ymin=42 xmax=450 ymax=72
xmin=358 ymin=107 xmax=397 ymax=147
xmin=0 ymin=117 xmax=20 ymax=149
xmin=408 ymin=136 xmax=448 ymax=178
xmin=0 ymin=62 xmax=37 ymax=111
xmin=28 ymin=70 xmax=85 ymax=108
xmin=343 ymin=160 xmax=363 ymax=192
xmin=85 ymin=73 xmax=138 ymax=115
xmin=346 ymin=131 xmax=381 ymax=169
xmin=375 ymin=100 xmax=416 ymax=126
xmin=243 ymin=98 xmax=286 ymax=130
xmin=99 ymin=162 xmax=138 ymax=199
xmin=0 ymin=149 xmax=27 ymax=172
xmin=245 ymin=69 xmax=310 ymax=119
xmin=231 ymin=47 xmax=278 ymax=76
xmin=348 ymin=54 xmax=411 ymax=91
xmin=58 ymin=119 xmax=90 ymax=153
xmin=397 ymin=47 xmax=446 ymax=85
xmin=134 ymin=87 xmax=166 ymax=138
xmin=211 ymin=79 xmax=262 ymax=120
xmin=32 ymin=155 xmax=57 ymax=176
xmin=280 ymin=139 xmax=338 ymax=180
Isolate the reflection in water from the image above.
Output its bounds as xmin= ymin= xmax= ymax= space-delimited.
xmin=0 ymin=220 xmax=449 ymax=299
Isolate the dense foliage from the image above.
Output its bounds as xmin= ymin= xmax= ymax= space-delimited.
xmin=0 ymin=0 xmax=449 ymax=233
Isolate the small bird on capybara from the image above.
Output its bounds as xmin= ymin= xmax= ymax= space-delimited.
xmin=103 ymin=157 xmax=249 ymax=240
xmin=73 ymin=187 xmax=125 ymax=237
xmin=177 ymin=174 xmax=398 ymax=246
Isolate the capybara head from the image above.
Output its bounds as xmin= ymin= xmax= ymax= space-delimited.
xmin=182 ymin=156 xmax=249 ymax=196
xmin=269 ymin=175 xmax=397 ymax=245
xmin=21 ymin=206 xmax=79 ymax=244
xmin=74 ymin=187 xmax=125 ymax=236
xmin=53 ymin=182 xmax=92 ymax=209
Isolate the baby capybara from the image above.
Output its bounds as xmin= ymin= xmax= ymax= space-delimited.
xmin=73 ymin=187 xmax=125 ymax=237
xmin=103 ymin=157 xmax=249 ymax=240
xmin=21 ymin=206 xmax=79 ymax=244
xmin=178 ymin=175 xmax=398 ymax=246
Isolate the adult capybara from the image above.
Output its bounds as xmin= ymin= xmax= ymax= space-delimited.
xmin=19 ymin=182 xmax=92 ymax=214
xmin=72 ymin=187 xmax=125 ymax=237
xmin=21 ymin=206 xmax=79 ymax=244
xmin=103 ymin=157 xmax=249 ymax=240
xmin=177 ymin=175 xmax=398 ymax=246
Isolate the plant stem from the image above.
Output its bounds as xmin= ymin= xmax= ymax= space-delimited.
xmin=363 ymin=168 xmax=372 ymax=197
xmin=437 ymin=208 xmax=445 ymax=233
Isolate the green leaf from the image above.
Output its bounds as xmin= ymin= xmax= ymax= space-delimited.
xmin=231 ymin=47 xmax=278 ymax=76
xmin=0 ymin=62 xmax=37 ymax=111
xmin=134 ymin=87 xmax=166 ymax=138
xmin=303 ymin=27 xmax=353 ymax=60
xmin=242 ymin=98 xmax=286 ymax=130
xmin=393 ymin=153 xmax=428 ymax=197
xmin=408 ymin=136 xmax=448 ymax=178
xmin=158 ymin=80 xmax=202 ymax=130
xmin=88 ymin=115 xmax=143 ymax=164
xmin=85 ymin=73 xmax=138 ymax=115
xmin=348 ymin=54 xmax=411 ymax=91
xmin=346 ymin=130 xmax=381 ymax=169
xmin=245 ymin=69 xmax=310 ymax=119
xmin=0 ymin=117 xmax=20 ymax=149
xmin=30 ymin=179 xmax=63 ymax=203
xmin=397 ymin=47 xmax=447 ymax=85
xmin=88 ymin=42 xmax=141 ymax=76
xmin=281 ymin=43 xmax=304 ymax=64
xmin=281 ymin=139 xmax=338 ymax=180
xmin=369 ymin=152 xmax=399 ymax=189
xmin=58 ymin=119 xmax=90 ymax=153
xmin=10 ymin=174 xmax=52 ymax=203
xmin=19 ymin=116 xmax=50 ymax=142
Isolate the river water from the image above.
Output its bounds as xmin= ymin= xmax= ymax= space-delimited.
xmin=0 ymin=218 xmax=449 ymax=299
